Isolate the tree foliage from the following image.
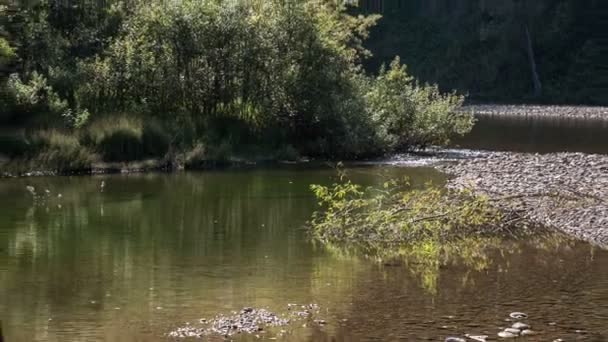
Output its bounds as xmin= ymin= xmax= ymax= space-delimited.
xmin=1 ymin=0 xmax=473 ymax=166
xmin=310 ymin=175 xmax=503 ymax=246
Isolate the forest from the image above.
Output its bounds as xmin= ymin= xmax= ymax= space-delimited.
xmin=357 ymin=0 xmax=608 ymax=104
xmin=1 ymin=0 xmax=606 ymax=172
xmin=0 ymin=0 xmax=473 ymax=171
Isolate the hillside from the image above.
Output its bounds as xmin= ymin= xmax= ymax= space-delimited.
xmin=356 ymin=0 xmax=608 ymax=105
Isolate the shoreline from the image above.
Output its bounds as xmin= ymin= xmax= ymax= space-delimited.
xmin=436 ymin=152 xmax=608 ymax=247
xmin=0 ymin=158 xmax=311 ymax=178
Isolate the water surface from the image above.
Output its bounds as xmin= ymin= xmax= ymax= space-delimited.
xmin=1 ymin=166 xmax=607 ymax=341
xmin=454 ymin=115 xmax=608 ymax=154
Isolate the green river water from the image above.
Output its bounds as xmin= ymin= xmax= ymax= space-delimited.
xmin=1 ymin=164 xmax=607 ymax=341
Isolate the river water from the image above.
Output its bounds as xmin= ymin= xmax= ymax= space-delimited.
xmin=454 ymin=115 xmax=608 ymax=154
xmin=2 ymin=114 xmax=608 ymax=341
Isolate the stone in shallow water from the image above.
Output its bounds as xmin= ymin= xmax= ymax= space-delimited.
xmin=498 ymin=331 xmax=518 ymax=338
xmin=521 ymin=329 xmax=537 ymax=336
xmin=504 ymin=328 xmax=521 ymax=335
xmin=444 ymin=337 xmax=466 ymax=342
xmin=465 ymin=334 xmax=488 ymax=342
xmin=512 ymin=322 xmax=530 ymax=330
xmin=509 ymin=312 xmax=528 ymax=319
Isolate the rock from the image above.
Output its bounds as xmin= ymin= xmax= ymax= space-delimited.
xmin=465 ymin=334 xmax=488 ymax=342
xmin=444 ymin=338 xmax=466 ymax=342
xmin=521 ymin=329 xmax=537 ymax=336
xmin=511 ymin=322 xmax=530 ymax=330
xmin=169 ymin=305 xmax=320 ymax=338
xmin=498 ymin=331 xmax=518 ymax=338
xmin=504 ymin=328 xmax=521 ymax=335
xmin=509 ymin=312 xmax=528 ymax=320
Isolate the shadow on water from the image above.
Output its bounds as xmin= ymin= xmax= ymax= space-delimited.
xmin=453 ymin=115 xmax=608 ymax=154
xmin=1 ymin=166 xmax=607 ymax=341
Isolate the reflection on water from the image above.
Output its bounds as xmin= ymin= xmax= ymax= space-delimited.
xmin=1 ymin=167 xmax=607 ymax=341
xmin=454 ymin=115 xmax=608 ymax=154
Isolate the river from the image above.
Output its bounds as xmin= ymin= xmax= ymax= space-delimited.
xmin=1 ymin=114 xmax=608 ymax=341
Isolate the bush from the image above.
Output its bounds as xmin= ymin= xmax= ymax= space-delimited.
xmin=27 ymin=130 xmax=96 ymax=171
xmin=84 ymin=116 xmax=170 ymax=162
xmin=365 ymin=57 xmax=473 ymax=150
xmin=3 ymin=72 xmax=69 ymax=125
xmin=310 ymin=177 xmax=503 ymax=246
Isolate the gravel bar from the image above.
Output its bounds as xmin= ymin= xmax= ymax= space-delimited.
xmin=464 ymin=104 xmax=608 ymax=120
xmin=437 ymin=152 xmax=608 ymax=247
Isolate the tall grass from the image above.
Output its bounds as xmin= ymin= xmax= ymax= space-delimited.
xmin=25 ymin=130 xmax=96 ymax=171
xmin=83 ymin=115 xmax=170 ymax=162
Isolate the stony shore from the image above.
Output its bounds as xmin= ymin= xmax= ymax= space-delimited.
xmin=464 ymin=104 xmax=608 ymax=120
xmin=437 ymin=152 xmax=608 ymax=247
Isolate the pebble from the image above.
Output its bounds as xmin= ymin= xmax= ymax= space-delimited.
xmin=521 ymin=329 xmax=536 ymax=336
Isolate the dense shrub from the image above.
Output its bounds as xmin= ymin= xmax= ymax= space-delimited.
xmin=27 ymin=130 xmax=96 ymax=171
xmin=365 ymin=58 xmax=473 ymax=150
xmin=84 ymin=116 xmax=170 ymax=162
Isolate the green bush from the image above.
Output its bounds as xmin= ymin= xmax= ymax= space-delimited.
xmin=365 ymin=58 xmax=473 ymax=150
xmin=27 ymin=130 xmax=96 ymax=171
xmin=84 ymin=116 xmax=170 ymax=162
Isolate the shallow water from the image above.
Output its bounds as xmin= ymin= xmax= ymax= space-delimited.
xmin=454 ymin=115 xmax=608 ymax=154
xmin=1 ymin=166 xmax=607 ymax=341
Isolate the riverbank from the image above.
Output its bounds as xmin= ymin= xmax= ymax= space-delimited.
xmin=464 ymin=104 xmax=608 ymax=120
xmin=437 ymin=152 xmax=608 ymax=247
xmin=0 ymin=156 xmax=305 ymax=178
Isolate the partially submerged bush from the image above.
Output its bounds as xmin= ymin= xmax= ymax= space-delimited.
xmin=310 ymin=176 xmax=503 ymax=247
